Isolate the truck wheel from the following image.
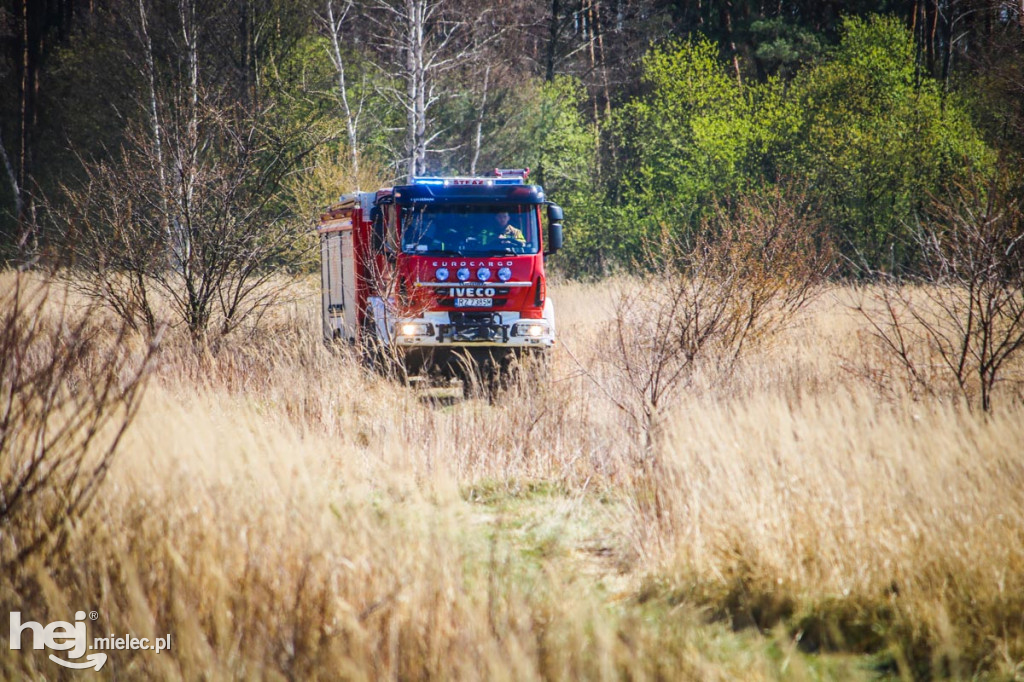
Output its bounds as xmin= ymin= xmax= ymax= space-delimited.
xmin=506 ymin=350 xmax=548 ymax=394
xmin=490 ymin=354 xmax=516 ymax=396
xmin=482 ymin=351 xmax=517 ymax=402
xmin=455 ymin=353 xmax=484 ymax=399
xmin=452 ymin=349 xmax=498 ymax=400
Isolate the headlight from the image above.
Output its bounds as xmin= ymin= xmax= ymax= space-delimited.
xmin=497 ymin=267 xmax=512 ymax=282
xmin=399 ymin=322 xmax=431 ymax=336
xmin=477 ymin=267 xmax=491 ymax=281
xmin=514 ymin=321 xmax=549 ymax=337
xmin=435 ymin=267 xmax=449 ymax=282
xmin=456 ymin=267 xmax=471 ymax=282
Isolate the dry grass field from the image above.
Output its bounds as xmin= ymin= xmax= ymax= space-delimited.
xmin=2 ymin=273 xmax=1023 ymax=680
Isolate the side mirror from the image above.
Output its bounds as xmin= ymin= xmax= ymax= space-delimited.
xmin=547 ymin=222 xmax=563 ymax=255
xmin=546 ymin=203 xmax=564 ymax=255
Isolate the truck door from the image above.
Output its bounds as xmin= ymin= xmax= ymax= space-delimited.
xmin=320 ymin=218 xmax=357 ymax=342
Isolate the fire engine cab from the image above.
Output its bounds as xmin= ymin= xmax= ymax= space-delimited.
xmin=318 ymin=168 xmax=563 ymax=385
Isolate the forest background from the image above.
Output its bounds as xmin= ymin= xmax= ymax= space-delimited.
xmin=2 ymin=0 xmax=1023 ymax=277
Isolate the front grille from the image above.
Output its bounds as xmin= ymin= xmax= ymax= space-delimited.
xmin=438 ymin=311 xmax=509 ymax=343
xmin=449 ymin=311 xmax=497 ymax=323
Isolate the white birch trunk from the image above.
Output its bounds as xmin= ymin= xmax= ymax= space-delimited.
xmin=324 ymin=0 xmax=361 ymax=187
xmin=136 ymin=0 xmax=177 ymax=269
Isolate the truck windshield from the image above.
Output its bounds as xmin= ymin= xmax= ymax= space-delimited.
xmin=401 ymin=204 xmax=539 ymax=256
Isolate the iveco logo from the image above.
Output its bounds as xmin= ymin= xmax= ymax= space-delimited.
xmin=451 ymin=287 xmax=496 ymax=297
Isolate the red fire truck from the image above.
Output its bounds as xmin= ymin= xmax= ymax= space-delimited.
xmin=318 ymin=168 xmax=563 ymax=388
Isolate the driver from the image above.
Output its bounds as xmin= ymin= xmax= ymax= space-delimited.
xmin=493 ymin=211 xmax=525 ymax=243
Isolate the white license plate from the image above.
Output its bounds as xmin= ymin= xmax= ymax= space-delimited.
xmin=455 ymin=297 xmax=492 ymax=308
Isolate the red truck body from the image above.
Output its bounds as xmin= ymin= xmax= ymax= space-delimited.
xmin=318 ymin=170 xmax=563 ymax=380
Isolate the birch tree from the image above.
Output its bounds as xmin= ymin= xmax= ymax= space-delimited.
xmin=317 ymin=0 xmax=366 ymax=186
xmin=132 ymin=0 xmax=175 ymax=265
xmin=52 ymin=0 xmax=317 ymax=342
xmin=468 ymin=63 xmax=489 ymax=175
xmin=369 ymin=0 xmax=493 ymax=179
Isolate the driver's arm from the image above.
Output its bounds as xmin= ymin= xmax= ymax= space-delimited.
xmin=505 ymin=224 xmax=525 ymax=242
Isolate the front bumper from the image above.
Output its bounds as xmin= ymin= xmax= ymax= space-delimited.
xmin=393 ymin=311 xmax=554 ymax=349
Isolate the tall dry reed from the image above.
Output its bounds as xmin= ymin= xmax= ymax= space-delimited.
xmin=2 ymin=274 xmax=1022 ymax=679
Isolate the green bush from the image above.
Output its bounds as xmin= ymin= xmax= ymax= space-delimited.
xmin=599 ymin=17 xmax=993 ymax=276
xmin=788 ymin=15 xmax=993 ymax=271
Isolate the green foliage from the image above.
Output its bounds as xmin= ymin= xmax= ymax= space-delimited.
xmin=269 ymin=34 xmax=401 ymax=200
xmin=487 ymin=76 xmax=596 ymax=198
xmin=518 ymin=77 xmax=597 ymax=199
xmin=598 ymin=17 xmax=994 ymax=277
xmin=790 ymin=15 xmax=993 ymax=269
xmin=486 ymin=77 xmax=614 ymax=276
xmin=611 ymin=38 xmax=760 ymax=263
xmin=617 ymin=38 xmax=752 ymax=224
xmin=518 ymin=78 xmax=605 ymax=274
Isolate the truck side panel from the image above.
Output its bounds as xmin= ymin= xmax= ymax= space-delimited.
xmin=320 ymin=228 xmax=357 ymax=342
xmin=340 ymin=228 xmax=357 ymax=337
xmin=320 ymin=233 xmax=334 ymax=340
xmin=318 ymin=199 xmax=359 ymax=342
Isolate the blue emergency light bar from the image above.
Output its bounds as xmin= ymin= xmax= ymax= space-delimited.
xmin=411 ymin=176 xmax=525 ymax=186
xmin=395 ymin=178 xmax=545 ymax=205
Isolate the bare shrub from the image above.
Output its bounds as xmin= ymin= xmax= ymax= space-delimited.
xmin=588 ymin=187 xmax=833 ymax=449
xmin=51 ymin=98 xmax=314 ymax=344
xmin=0 ymin=274 xmax=156 ymax=570
xmin=856 ymin=173 xmax=1024 ymax=411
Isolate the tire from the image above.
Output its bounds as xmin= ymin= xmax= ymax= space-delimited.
xmin=512 ymin=350 xmax=549 ymax=393
xmin=455 ymin=349 xmax=525 ymax=402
